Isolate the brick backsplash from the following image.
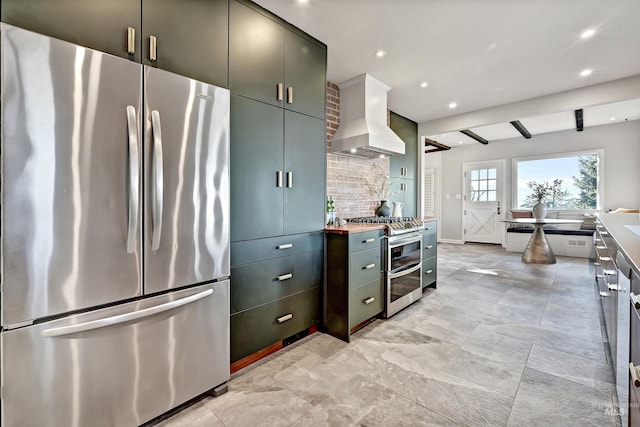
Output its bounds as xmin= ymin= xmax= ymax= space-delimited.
xmin=326 ymin=81 xmax=390 ymax=219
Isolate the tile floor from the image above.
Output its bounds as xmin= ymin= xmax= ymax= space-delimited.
xmin=159 ymin=243 xmax=620 ymax=427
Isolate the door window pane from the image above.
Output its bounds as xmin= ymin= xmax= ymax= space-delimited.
xmin=470 ymin=168 xmax=498 ymax=201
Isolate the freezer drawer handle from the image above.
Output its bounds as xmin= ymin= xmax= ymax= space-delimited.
xmin=150 ymin=110 xmax=164 ymax=251
xmin=630 ymin=363 xmax=640 ymax=387
xmin=277 ymin=313 xmax=293 ymax=324
xmin=127 ymin=27 xmax=136 ymax=55
xmin=277 ymin=273 xmax=293 ymax=281
xmin=126 ymin=105 xmax=140 ymax=254
xmin=41 ymin=289 xmax=213 ymax=338
xmin=277 ymin=243 xmax=293 ymax=250
xmin=630 ymin=292 xmax=640 ymax=309
xmin=363 ymin=297 xmax=375 ymax=305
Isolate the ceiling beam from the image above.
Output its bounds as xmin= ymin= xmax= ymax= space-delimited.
xmin=459 ymin=129 xmax=488 ymax=145
xmin=424 ymin=137 xmax=451 ymax=153
xmin=510 ymin=120 xmax=532 ymax=139
xmin=575 ymin=109 xmax=584 ymax=132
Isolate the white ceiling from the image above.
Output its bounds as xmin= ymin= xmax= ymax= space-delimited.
xmin=251 ymin=0 xmax=640 ymax=147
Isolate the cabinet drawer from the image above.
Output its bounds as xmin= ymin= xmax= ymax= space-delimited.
xmin=422 ymin=257 xmax=437 ymax=287
xmin=231 ymin=232 xmax=323 ymax=266
xmin=349 ymin=280 xmax=383 ymax=328
xmin=349 ymin=248 xmax=382 ymax=290
xmin=348 ymin=230 xmax=383 ymax=252
xmin=231 ymin=250 xmax=322 ymax=313
xmin=422 ymin=237 xmax=436 ymax=260
xmin=230 ymin=287 xmax=320 ymax=362
xmin=423 ymin=221 xmax=437 ymax=235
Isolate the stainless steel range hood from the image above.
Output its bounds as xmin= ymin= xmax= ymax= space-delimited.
xmin=331 ymin=73 xmax=405 ymax=159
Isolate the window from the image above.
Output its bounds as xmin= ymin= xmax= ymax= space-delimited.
xmin=470 ymin=168 xmax=497 ymax=201
xmin=513 ymin=150 xmax=602 ymax=210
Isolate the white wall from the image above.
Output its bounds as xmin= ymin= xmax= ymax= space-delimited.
xmin=421 ymin=120 xmax=640 ymax=242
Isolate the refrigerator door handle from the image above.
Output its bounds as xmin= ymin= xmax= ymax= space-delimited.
xmin=41 ymin=289 xmax=213 ymax=338
xmin=150 ymin=110 xmax=164 ymax=251
xmin=126 ymin=105 xmax=140 ymax=254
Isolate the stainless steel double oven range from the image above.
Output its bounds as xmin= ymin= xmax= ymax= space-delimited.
xmin=346 ymin=217 xmax=425 ymax=317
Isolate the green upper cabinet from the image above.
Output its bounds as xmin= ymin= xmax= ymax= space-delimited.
xmin=230 ymin=95 xmax=325 ymax=242
xmin=229 ymin=0 xmax=326 ymax=119
xmin=389 ymin=112 xmax=418 ymax=180
xmin=141 ymin=0 xmax=228 ymax=88
xmin=1 ymin=0 xmax=142 ymax=62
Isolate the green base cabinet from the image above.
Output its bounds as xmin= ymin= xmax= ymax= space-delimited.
xmin=422 ymin=221 xmax=437 ymax=288
xmin=230 ymin=232 xmax=323 ymax=363
xmin=324 ymin=230 xmax=384 ymax=342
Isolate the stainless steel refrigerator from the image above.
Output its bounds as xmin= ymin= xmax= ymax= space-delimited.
xmin=0 ymin=24 xmax=230 ymax=426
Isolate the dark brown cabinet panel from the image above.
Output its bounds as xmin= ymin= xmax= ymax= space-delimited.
xmin=141 ymin=0 xmax=228 ymax=88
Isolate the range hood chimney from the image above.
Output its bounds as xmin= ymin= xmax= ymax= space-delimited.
xmin=331 ymin=73 xmax=405 ymax=159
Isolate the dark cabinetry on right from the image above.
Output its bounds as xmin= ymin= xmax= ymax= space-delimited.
xmin=422 ymin=221 xmax=437 ymax=288
xmin=389 ymin=112 xmax=418 ymax=217
xmin=2 ymin=0 xmax=229 ymax=88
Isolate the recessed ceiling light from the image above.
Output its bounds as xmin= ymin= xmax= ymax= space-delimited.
xmin=350 ymin=148 xmax=357 ymax=153
xmin=458 ymin=140 xmax=463 ymax=145
xmin=610 ymin=117 xmax=616 ymax=121
xmin=378 ymin=154 xmax=386 ymax=159
xmin=449 ymin=102 xmax=457 ymax=109
xmin=374 ymin=50 xmax=386 ymax=58
xmin=580 ymin=69 xmax=593 ymax=77
xmin=581 ymin=28 xmax=596 ymax=39
xmin=420 ymin=82 xmax=428 ymax=88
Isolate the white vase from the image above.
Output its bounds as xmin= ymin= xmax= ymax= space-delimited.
xmin=532 ymin=202 xmax=547 ymax=220
xmin=392 ymin=201 xmax=403 ymax=217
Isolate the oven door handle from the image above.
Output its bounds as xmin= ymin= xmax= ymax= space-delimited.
xmin=388 ymin=262 xmax=421 ymax=279
xmin=388 ymin=235 xmax=422 ymax=249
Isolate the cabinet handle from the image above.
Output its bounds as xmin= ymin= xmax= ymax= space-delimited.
xmin=596 ymin=245 xmax=606 ymax=250
xmin=276 ymin=313 xmax=293 ymax=324
xmin=276 ymin=170 xmax=283 ymax=188
xmin=287 ymin=86 xmax=293 ymax=104
xmin=607 ymin=283 xmax=619 ymax=291
xmin=277 ymin=83 xmax=284 ymax=101
xmin=603 ymin=269 xmax=616 ymax=276
xmin=593 ymin=262 xmax=601 ymax=266
xmin=277 ymin=273 xmax=293 ymax=281
xmin=630 ymin=363 xmax=640 ymax=387
xmin=127 ymin=27 xmax=136 ymax=55
xmin=286 ymin=171 xmax=293 ymax=188
xmin=363 ymin=297 xmax=375 ymax=305
xmin=149 ymin=35 xmax=157 ymax=62
xmin=363 ymin=238 xmax=376 ymax=243
xmin=596 ymin=274 xmax=604 ymax=279
xmin=594 ymin=238 xmax=602 ymax=243
xmin=601 ymin=231 xmax=609 ymax=236
xmin=599 ymin=256 xmax=612 ymax=262
xmin=425 ymin=269 xmax=433 ymax=275
xmin=277 ymin=243 xmax=293 ymax=250
xmin=630 ymin=292 xmax=640 ymax=309
xmin=425 ymin=245 xmax=433 ymax=249
xmin=363 ymin=263 xmax=376 ymax=270
xmin=600 ymin=291 xmax=610 ymax=298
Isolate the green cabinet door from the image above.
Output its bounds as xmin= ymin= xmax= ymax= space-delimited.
xmin=141 ymin=0 xmax=228 ymax=88
xmin=389 ymin=112 xmax=418 ymax=180
xmin=2 ymin=0 xmax=141 ymax=62
xmin=389 ymin=179 xmax=417 ymax=217
xmin=284 ymin=31 xmax=327 ymax=119
xmin=283 ymin=110 xmax=326 ymax=235
xmin=229 ymin=0 xmax=285 ymax=108
xmin=230 ymin=95 xmax=284 ymax=242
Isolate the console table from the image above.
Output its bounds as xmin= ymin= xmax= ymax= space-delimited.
xmin=502 ymin=218 xmax=583 ymax=264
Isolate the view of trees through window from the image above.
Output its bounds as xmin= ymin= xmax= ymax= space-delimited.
xmin=515 ymin=152 xmax=600 ymax=210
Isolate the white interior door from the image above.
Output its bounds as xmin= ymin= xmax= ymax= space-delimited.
xmin=463 ymin=160 xmax=505 ymax=244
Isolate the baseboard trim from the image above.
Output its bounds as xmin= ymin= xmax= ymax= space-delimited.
xmin=438 ymin=239 xmax=464 ymax=244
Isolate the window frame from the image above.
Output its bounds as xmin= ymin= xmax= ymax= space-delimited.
xmin=511 ymin=149 xmax=604 ymax=212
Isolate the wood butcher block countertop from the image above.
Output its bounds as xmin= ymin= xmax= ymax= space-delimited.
xmin=324 ymin=217 xmax=438 ymax=235
xmin=597 ymin=212 xmax=640 ymax=275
